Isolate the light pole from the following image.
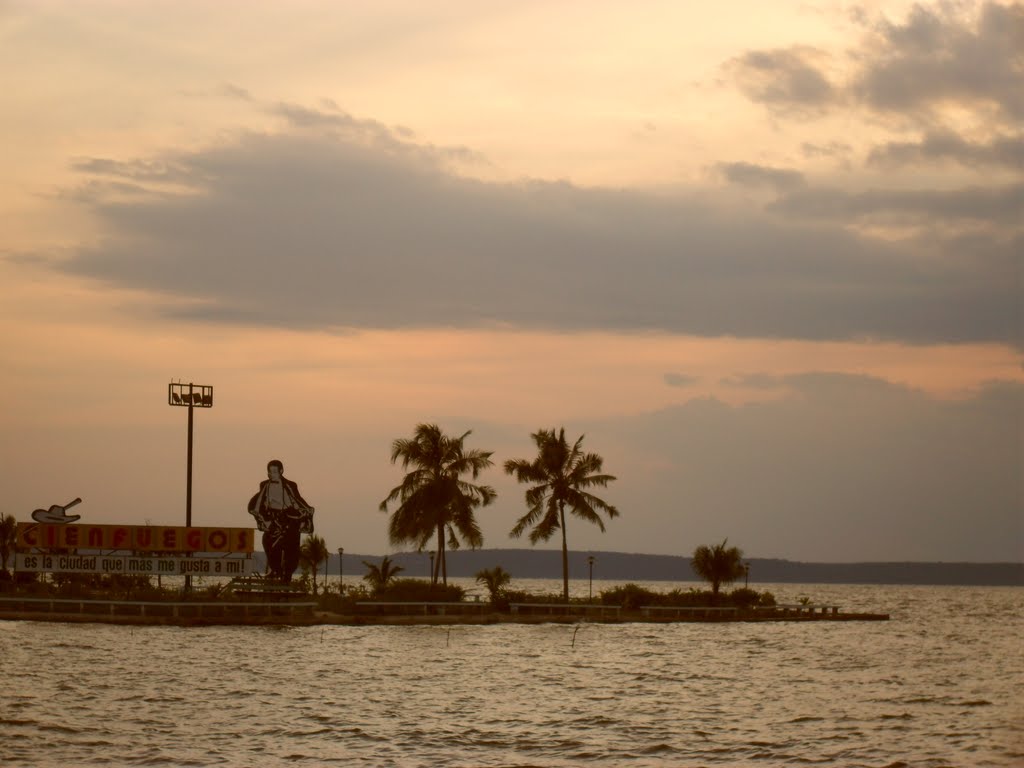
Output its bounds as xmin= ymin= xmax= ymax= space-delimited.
xmin=338 ymin=547 xmax=344 ymax=594
xmin=587 ymin=555 xmax=595 ymax=603
xmin=429 ymin=551 xmax=436 ymax=586
xmin=744 ymin=562 xmax=750 ymax=589
xmin=168 ymin=382 xmax=212 ymax=592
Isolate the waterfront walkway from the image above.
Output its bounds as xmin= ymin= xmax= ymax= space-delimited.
xmin=0 ymin=596 xmax=888 ymax=626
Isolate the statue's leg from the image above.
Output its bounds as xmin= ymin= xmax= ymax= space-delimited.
xmin=263 ymin=529 xmax=280 ymax=580
xmin=280 ymin=522 xmax=301 ymax=584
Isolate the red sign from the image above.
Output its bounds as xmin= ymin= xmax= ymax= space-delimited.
xmin=17 ymin=523 xmax=254 ymax=554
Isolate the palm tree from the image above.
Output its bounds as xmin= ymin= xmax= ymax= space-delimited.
xmin=691 ymin=539 xmax=745 ymax=603
xmin=379 ymin=423 xmax=496 ymax=586
xmin=505 ymin=428 xmax=618 ymax=603
xmin=0 ymin=514 xmax=17 ymax=575
xmin=475 ymin=566 xmax=512 ymax=604
xmin=299 ymin=534 xmax=330 ymax=595
xmin=362 ymin=555 xmax=405 ymax=595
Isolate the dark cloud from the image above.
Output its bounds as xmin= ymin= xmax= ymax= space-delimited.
xmin=219 ymin=83 xmax=253 ymax=101
xmin=801 ymin=141 xmax=852 ymax=160
xmin=728 ymin=47 xmax=836 ymax=112
xmin=58 ymin=178 xmax=161 ymax=203
xmin=731 ymin=3 xmax=1024 ymax=126
xmin=70 ymin=157 xmax=200 ymax=184
xmin=270 ymin=101 xmax=486 ymax=167
xmin=769 ymin=181 xmax=1024 ymax=226
xmin=867 ymin=130 xmax=1024 ymax=171
xmin=854 ymin=2 xmax=1024 ymax=123
xmin=51 ymin=125 xmax=1018 ymax=347
xmin=271 ymin=101 xmax=393 ymax=134
xmin=603 ymin=376 xmax=1022 ymax=561
xmin=664 ymin=373 xmax=698 ymax=388
xmin=717 ymin=162 xmax=806 ymax=191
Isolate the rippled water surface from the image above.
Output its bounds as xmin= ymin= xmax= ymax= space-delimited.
xmin=1 ymin=583 xmax=1021 ymax=767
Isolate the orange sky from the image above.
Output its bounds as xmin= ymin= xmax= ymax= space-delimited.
xmin=1 ymin=1 xmax=1020 ymax=561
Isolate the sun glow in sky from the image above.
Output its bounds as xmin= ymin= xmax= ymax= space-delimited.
xmin=2 ymin=1 xmax=1021 ymax=562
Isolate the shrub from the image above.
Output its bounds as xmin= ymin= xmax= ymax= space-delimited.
xmin=502 ymin=589 xmax=564 ymax=606
xmin=728 ymin=587 xmax=761 ymax=608
xmin=475 ymin=566 xmax=512 ymax=604
xmin=665 ymin=588 xmax=715 ymax=607
xmin=379 ymin=578 xmax=465 ymax=602
xmin=14 ymin=571 xmax=45 ymax=594
xmin=600 ymin=583 xmax=659 ymax=610
xmin=598 ymin=585 xmax=778 ymax=610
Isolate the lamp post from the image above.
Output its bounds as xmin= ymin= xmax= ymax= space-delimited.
xmin=587 ymin=555 xmax=595 ymax=603
xmin=338 ymin=547 xmax=344 ymax=594
xmin=429 ymin=551 xmax=436 ymax=586
xmin=168 ymin=382 xmax=212 ymax=592
xmin=744 ymin=562 xmax=750 ymax=589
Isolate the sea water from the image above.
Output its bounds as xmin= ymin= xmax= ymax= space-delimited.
xmin=0 ymin=582 xmax=1020 ymax=767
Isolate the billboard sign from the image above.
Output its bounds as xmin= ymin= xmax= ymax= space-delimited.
xmin=17 ymin=524 xmax=255 ymax=554
xmin=14 ymin=553 xmax=253 ymax=576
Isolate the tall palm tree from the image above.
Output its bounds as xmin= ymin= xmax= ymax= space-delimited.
xmin=361 ymin=555 xmax=405 ymax=596
xmin=0 ymin=514 xmax=17 ymax=574
xmin=691 ymin=539 xmax=745 ymax=603
xmin=505 ymin=428 xmax=618 ymax=603
xmin=299 ymin=534 xmax=330 ymax=595
xmin=380 ymin=423 xmax=496 ymax=586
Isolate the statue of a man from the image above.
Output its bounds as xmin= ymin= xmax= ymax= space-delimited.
xmin=247 ymin=459 xmax=315 ymax=583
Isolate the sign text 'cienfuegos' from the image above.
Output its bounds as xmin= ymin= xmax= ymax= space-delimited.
xmin=16 ymin=524 xmax=255 ymax=554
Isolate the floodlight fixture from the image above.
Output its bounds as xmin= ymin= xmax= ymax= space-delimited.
xmin=167 ymin=382 xmax=214 ymax=529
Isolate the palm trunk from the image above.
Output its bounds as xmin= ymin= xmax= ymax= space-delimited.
xmin=442 ymin=540 xmax=448 ymax=586
xmin=559 ymin=502 xmax=569 ymax=603
xmin=436 ymin=524 xmax=446 ymax=585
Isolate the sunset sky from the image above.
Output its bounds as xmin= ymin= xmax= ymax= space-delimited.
xmin=2 ymin=1 xmax=1021 ymax=563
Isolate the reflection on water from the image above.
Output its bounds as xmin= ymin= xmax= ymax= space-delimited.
xmin=0 ymin=583 xmax=1021 ymax=767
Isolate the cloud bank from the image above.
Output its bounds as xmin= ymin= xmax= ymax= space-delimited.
xmin=47 ymin=112 xmax=1016 ymax=347
xmin=602 ymin=374 xmax=1022 ymax=561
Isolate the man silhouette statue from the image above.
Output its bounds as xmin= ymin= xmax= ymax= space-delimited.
xmin=247 ymin=459 xmax=315 ymax=583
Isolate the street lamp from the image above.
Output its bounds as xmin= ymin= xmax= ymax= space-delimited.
xmin=744 ymin=562 xmax=750 ymax=589
xmin=338 ymin=547 xmax=344 ymax=594
xmin=429 ymin=551 xmax=436 ymax=586
xmin=587 ymin=555 xmax=595 ymax=603
xmin=168 ymin=382 xmax=212 ymax=592
xmin=167 ymin=382 xmax=213 ymax=528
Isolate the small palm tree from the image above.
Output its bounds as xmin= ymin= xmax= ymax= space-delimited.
xmin=691 ymin=539 xmax=746 ymax=603
xmin=505 ymin=428 xmax=618 ymax=603
xmin=299 ymin=534 xmax=330 ymax=595
xmin=380 ymin=423 xmax=496 ymax=586
xmin=362 ymin=555 xmax=405 ymax=596
xmin=475 ymin=566 xmax=512 ymax=604
xmin=0 ymin=514 xmax=17 ymax=574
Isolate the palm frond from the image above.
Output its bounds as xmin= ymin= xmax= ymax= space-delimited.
xmin=505 ymin=428 xmax=618 ymax=597
xmin=381 ymin=423 xmax=497 ymax=561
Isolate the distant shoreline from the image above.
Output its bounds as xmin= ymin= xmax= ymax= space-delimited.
xmin=321 ymin=549 xmax=1024 ymax=587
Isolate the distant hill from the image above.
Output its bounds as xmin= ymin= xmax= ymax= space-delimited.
xmin=317 ymin=549 xmax=1023 ymax=586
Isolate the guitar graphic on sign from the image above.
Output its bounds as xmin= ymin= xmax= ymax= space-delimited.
xmin=31 ymin=497 xmax=82 ymax=524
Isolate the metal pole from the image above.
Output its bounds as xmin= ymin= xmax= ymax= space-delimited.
xmin=338 ymin=547 xmax=344 ymax=593
xmin=186 ymin=394 xmax=194 ymax=528
xmin=185 ymin=387 xmax=194 ymax=592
